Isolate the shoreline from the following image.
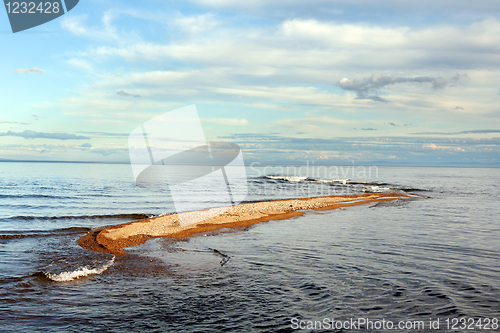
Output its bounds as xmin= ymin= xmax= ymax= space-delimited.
xmin=78 ymin=192 xmax=409 ymax=256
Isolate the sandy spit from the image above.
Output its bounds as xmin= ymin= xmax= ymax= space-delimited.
xmin=78 ymin=193 xmax=408 ymax=256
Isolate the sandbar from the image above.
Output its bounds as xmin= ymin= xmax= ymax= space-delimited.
xmin=79 ymin=192 xmax=409 ymax=256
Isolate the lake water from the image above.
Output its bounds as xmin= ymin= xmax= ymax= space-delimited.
xmin=0 ymin=162 xmax=499 ymax=332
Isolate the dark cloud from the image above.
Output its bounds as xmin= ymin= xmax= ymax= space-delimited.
xmin=366 ymin=96 xmax=388 ymax=103
xmin=336 ymin=74 xmax=455 ymax=102
xmin=412 ymin=129 xmax=500 ymax=135
xmin=455 ymin=106 xmax=464 ymax=110
xmin=451 ymin=73 xmax=470 ymax=83
xmin=389 ymin=122 xmax=411 ymax=127
xmin=0 ymin=130 xmax=90 ymax=140
xmin=362 ymin=128 xmax=377 ymax=131
xmin=117 ymin=90 xmax=141 ymax=98
xmin=79 ymin=143 xmax=92 ymax=149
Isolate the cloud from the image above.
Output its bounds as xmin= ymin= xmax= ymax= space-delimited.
xmin=277 ymin=116 xmax=347 ymax=133
xmin=215 ymin=133 xmax=499 ymax=165
xmin=60 ymin=13 xmax=120 ymax=41
xmin=451 ymin=73 xmax=470 ymax=83
xmin=0 ymin=120 xmax=29 ymax=125
xmin=422 ymin=143 xmax=465 ymax=152
xmin=65 ymin=17 xmax=500 ymax=118
xmin=88 ymin=148 xmax=128 ymax=156
xmin=47 ymin=8 xmax=500 ymax=162
xmin=203 ymin=118 xmax=249 ymax=126
xmin=413 ymin=129 xmax=500 ymax=135
xmin=366 ymin=96 xmax=389 ymax=102
xmin=0 ymin=143 xmax=130 ymax=161
xmin=77 ymin=131 xmax=129 ymax=137
xmin=79 ymin=143 xmax=92 ymax=149
xmin=362 ymin=128 xmax=377 ymax=131
xmin=13 ymin=67 xmax=45 ymax=74
xmin=117 ymin=90 xmax=141 ymax=97
xmin=0 ymin=130 xmax=90 ymax=140
xmin=76 ymin=18 xmax=500 ymax=75
xmin=336 ymin=74 xmax=450 ymax=102
xmin=221 ymin=133 xmax=500 ymax=146
xmin=174 ymin=13 xmax=219 ymax=34
xmin=67 ymin=58 xmax=94 ymax=72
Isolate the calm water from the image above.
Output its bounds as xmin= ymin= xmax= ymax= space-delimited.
xmin=0 ymin=162 xmax=499 ymax=332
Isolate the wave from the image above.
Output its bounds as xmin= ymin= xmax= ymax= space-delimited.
xmin=398 ymin=187 xmax=431 ymax=192
xmin=0 ymin=227 xmax=92 ymax=239
xmin=265 ymin=175 xmax=309 ymax=182
xmin=261 ymin=175 xmax=430 ymax=193
xmin=0 ymin=194 xmax=74 ymax=199
xmin=264 ymin=175 xmax=349 ymax=184
xmin=349 ymin=181 xmax=391 ymax=186
xmin=2 ymin=213 xmax=152 ymax=222
xmin=43 ymin=257 xmax=115 ymax=282
xmin=362 ymin=186 xmax=392 ymax=193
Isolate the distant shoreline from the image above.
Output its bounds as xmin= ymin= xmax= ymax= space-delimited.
xmin=79 ymin=192 xmax=410 ymax=256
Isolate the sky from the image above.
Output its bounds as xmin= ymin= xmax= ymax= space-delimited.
xmin=1 ymin=0 xmax=499 ymax=166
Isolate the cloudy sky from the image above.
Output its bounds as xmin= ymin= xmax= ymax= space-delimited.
xmin=1 ymin=0 xmax=499 ymax=165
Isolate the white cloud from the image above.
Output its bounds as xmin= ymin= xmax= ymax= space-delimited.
xmin=60 ymin=12 xmax=121 ymax=41
xmin=53 ymin=12 xmax=500 ymax=142
xmin=174 ymin=13 xmax=219 ymax=34
xmin=203 ymin=118 xmax=249 ymax=126
xmin=277 ymin=116 xmax=348 ymax=134
xmin=281 ymin=19 xmax=409 ymax=47
xmin=76 ymin=18 xmax=500 ymax=74
xmin=67 ymin=58 xmax=94 ymax=72
xmin=13 ymin=67 xmax=45 ymax=74
xmin=211 ymin=86 xmax=355 ymax=107
xmin=422 ymin=143 xmax=465 ymax=152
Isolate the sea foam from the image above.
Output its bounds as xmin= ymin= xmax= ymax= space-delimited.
xmin=44 ymin=257 xmax=115 ymax=282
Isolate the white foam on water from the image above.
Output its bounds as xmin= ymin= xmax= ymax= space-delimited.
xmin=266 ymin=176 xmax=309 ymax=182
xmin=265 ymin=176 xmax=349 ymax=184
xmin=362 ymin=186 xmax=391 ymax=193
xmin=319 ymin=178 xmax=349 ymax=184
xmin=44 ymin=256 xmax=115 ymax=282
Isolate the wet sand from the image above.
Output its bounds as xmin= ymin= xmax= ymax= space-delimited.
xmin=79 ymin=193 xmax=408 ymax=256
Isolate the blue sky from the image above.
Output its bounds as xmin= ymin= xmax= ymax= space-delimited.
xmin=1 ymin=0 xmax=499 ymax=165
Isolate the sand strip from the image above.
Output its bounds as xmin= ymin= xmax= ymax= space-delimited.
xmin=79 ymin=193 xmax=408 ymax=256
